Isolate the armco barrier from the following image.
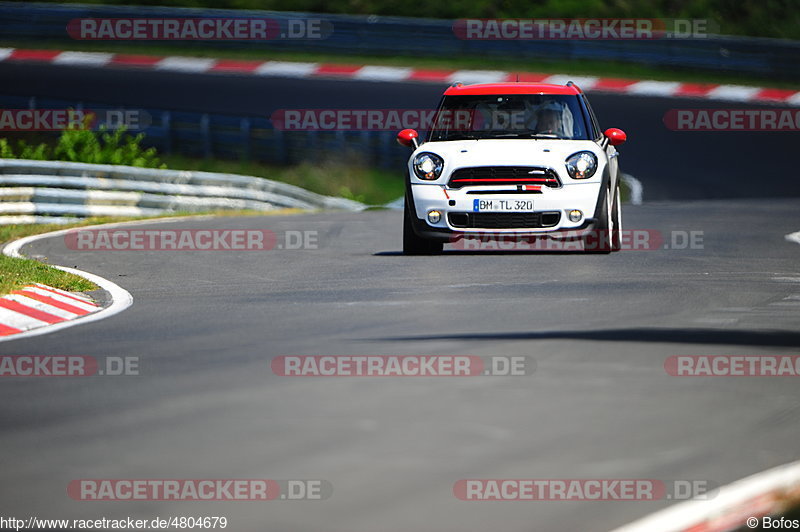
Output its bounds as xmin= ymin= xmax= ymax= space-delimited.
xmin=0 ymin=2 xmax=798 ymax=80
xmin=0 ymin=159 xmax=365 ymax=224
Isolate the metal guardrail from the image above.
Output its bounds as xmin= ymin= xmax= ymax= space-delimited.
xmin=0 ymin=159 xmax=365 ymax=224
xmin=1 ymin=2 xmax=798 ymax=79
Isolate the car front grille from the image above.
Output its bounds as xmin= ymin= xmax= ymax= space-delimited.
xmin=448 ymin=212 xmax=561 ymax=229
xmin=448 ymin=166 xmax=561 ymax=189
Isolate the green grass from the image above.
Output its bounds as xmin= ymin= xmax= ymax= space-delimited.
xmin=0 ymin=216 xmax=177 ymax=296
xmin=0 ymin=219 xmax=108 ymax=294
xmin=161 ymin=155 xmax=405 ymax=205
xmin=0 ymin=217 xmax=158 ymax=295
xmin=2 ymin=39 xmax=797 ymax=90
xmin=0 ymin=254 xmax=96 ymax=296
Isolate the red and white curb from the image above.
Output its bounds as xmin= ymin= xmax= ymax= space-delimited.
xmin=1 ymin=223 xmax=135 ymax=342
xmin=1 ymin=47 xmax=798 ymax=106
xmin=610 ymin=460 xmax=800 ymax=532
xmin=0 ymin=283 xmax=100 ymax=337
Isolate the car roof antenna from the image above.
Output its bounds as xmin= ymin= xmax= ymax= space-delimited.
xmin=516 ymin=73 xmax=520 ymax=82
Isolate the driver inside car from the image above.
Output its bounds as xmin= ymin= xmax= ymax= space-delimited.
xmin=534 ymin=108 xmax=563 ymax=136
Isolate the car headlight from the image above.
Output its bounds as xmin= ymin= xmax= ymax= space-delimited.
xmin=565 ymin=151 xmax=597 ymax=179
xmin=413 ymin=152 xmax=444 ymax=180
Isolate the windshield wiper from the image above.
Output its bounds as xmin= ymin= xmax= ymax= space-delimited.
xmin=490 ymin=132 xmax=560 ymax=139
xmin=439 ymin=133 xmax=483 ymax=141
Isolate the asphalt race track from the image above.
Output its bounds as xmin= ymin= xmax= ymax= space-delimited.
xmin=2 ymin=201 xmax=800 ymax=530
xmin=1 ymin=61 xmax=799 ymax=200
xmin=0 ymin=64 xmax=799 ymax=532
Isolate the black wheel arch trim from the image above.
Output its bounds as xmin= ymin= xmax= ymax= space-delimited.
xmin=591 ymin=164 xmax=613 ymax=221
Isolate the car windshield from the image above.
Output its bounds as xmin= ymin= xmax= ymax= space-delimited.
xmin=428 ymin=94 xmax=591 ymax=141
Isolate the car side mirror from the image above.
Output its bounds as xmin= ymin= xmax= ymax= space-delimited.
xmin=604 ymin=128 xmax=627 ymax=147
xmin=397 ymin=129 xmax=419 ymax=148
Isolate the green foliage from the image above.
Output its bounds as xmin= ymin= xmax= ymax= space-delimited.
xmin=53 ymin=124 xmax=164 ymax=167
xmin=17 ymin=141 xmax=51 ymax=160
xmin=0 ymin=138 xmax=14 ymax=159
xmin=0 ymin=113 xmax=165 ymax=168
xmin=0 ymin=254 xmax=96 ymax=296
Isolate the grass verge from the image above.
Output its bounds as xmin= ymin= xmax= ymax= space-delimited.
xmin=0 ymin=255 xmax=96 ymax=296
xmin=0 ymin=217 xmax=157 ymax=296
xmin=161 ymin=156 xmax=405 ymax=205
xmin=2 ymin=39 xmax=797 ymax=90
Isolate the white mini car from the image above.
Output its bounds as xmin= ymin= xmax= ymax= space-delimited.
xmin=397 ymin=81 xmax=627 ymax=254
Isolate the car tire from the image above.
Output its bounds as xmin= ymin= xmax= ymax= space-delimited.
xmin=611 ymin=184 xmax=622 ymax=252
xmin=403 ymin=195 xmax=444 ymax=255
xmin=584 ymin=186 xmax=613 ymax=254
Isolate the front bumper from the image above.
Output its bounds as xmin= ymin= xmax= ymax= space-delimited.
xmin=408 ymin=182 xmax=602 ymax=242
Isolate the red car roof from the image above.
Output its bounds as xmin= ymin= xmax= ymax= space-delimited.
xmin=443 ymin=82 xmax=582 ymax=96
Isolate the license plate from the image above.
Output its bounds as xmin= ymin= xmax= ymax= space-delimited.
xmin=473 ymin=199 xmax=535 ymax=212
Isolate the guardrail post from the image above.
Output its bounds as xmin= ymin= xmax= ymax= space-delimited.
xmin=359 ymin=130 xmax=372 ymax=166
xmin=380 ymin=132 xmax=392 ymax=168
xmin=309 ymin=130 xmax=319 ymax=164
xmin=200 ymin=114 xmax=211 ymax=159
xmin=162 ymin=111 xmax=172 ymax=155
xmin=240 ymin=118 xmax=251 ymax=161
xmin=335 ymin=130 xmax=346 ymax=161
xmin=273 ymin=129 xmax=286 ymax=165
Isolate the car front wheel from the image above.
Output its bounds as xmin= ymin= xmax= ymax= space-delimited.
xmin=611 ymin=184 xmax=622 ymax=252
xmin=584 ymin=186 xmax=614 ymax=254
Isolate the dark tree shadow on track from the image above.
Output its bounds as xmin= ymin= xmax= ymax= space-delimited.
xmin=373 ymin=328 xmax=800 ymax=347
xmin=373 ymin=250 xmax=601 ymax=256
